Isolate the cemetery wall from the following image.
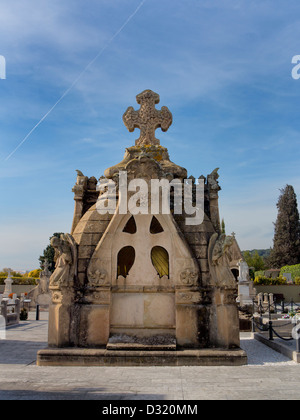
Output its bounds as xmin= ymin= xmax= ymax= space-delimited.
xmin=0 ymin=285 xmax=36 ymax=296
xmin=255 ymin=285 xmax=300 ymax=302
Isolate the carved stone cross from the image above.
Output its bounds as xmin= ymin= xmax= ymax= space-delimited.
xmin=123 ymin=90 xmax=172 ymax=146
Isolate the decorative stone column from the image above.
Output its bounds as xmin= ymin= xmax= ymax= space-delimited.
xmin=48 ymin=234 xmax=78 ymax=347
xmin=71 ymin=171 xmax=88 ymax=234
xmin=208 ymin=233 xmax=240 ymax=348
xmin=207 ymin=169 xmax=221 ymax=235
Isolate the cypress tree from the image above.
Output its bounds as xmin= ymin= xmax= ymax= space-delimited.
xmin=39 ymin=232 xmax=64 ymax=272
xmin=221 ymin=218 xmax=226 ymax=234
xmin=269 ymin=185 xmax=300 ymax=268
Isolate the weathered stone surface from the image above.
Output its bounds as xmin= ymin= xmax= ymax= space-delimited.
xmin=37 ymin=347 xmax=247 ymax=366
xmin=123 ymin=89 xmax=172 ymax=146
xmin=44 ymin=90 xmax=244 ymax=366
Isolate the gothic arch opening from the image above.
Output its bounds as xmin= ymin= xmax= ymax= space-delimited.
xmin=150 ymin=216 xmax=164 ymax=234
xmin=231 ymin=268 xmax=239 ymax=281
xmin=151 ymin=246 xmax=169 ymax=278
xmin=123 ymin=216 xmax=137 ymax=234
xmin=117 ymin=246 xmax=135 ymax=278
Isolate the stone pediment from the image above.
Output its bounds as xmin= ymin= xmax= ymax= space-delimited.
xmin=104 ymin=145 xmax=187 ymax=182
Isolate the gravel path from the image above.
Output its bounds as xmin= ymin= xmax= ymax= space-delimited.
xmin=240 ymin=333 xmax=296 ymax=366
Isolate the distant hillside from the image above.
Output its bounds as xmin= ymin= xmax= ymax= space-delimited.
xmin=242 ymin=249 xmax=271 ymax=258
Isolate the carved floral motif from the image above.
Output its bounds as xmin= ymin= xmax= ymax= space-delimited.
xmin=179 ymin=269 xmax=198 ymax=286
xmin=87 ymin=268 xmax=108 ymax=287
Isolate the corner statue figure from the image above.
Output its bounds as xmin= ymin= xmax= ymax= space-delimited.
xmin=49 ymin=234 xmax=77 ymax=288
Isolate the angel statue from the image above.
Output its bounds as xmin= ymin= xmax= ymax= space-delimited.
xmin=208 ymin=232 xmax=236 ymax=288
xmin=49 ymin=233 xmax=77 ymax=289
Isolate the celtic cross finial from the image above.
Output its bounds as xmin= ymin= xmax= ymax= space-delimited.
xmin=123 ymin=90 xmax=172 ymax=146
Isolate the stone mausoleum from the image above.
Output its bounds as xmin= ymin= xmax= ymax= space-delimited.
xmin=37 ymin=90 xmax=247 ymax=366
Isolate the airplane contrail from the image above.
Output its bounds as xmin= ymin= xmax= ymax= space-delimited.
xmin=4 ymin=0 xmax=147 ymax=161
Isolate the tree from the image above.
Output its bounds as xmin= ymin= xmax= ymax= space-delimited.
xmin=268 ymin=185 xmax=300 ymax=268
xmin=39 ymin=232 xmax=64 ymax=272
xmin=27 ymin=269 xmax=42 ymax=278
xmin=243 ymin=250 xmax=265 ymax=272
xmin=221 ymin=218 xmax=225 ymax=234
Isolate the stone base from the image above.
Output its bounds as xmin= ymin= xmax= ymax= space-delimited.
xmin=106 ymin=342 xmax=177 ymax=351
xmin=36 ymin=347 xmax=247 ymax=366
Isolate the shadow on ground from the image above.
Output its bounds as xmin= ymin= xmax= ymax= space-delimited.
xmin=0 ymin=388 xmax=165 ymax=400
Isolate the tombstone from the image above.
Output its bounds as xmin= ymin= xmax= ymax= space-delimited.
xmin=2 ymin=269 xmax=13 ymax=299
xmin=38 ymin=90 xmax=247 ymax=366
xmin=257 ymin=292 xmax=263 ymax=306
xmin=269 ymin=293 xmax=274 ymax=306
xmin=237 ymin=259 xmax=255 ymax=306
xmin=0 ymin=298 xmax=20 ymax=327
xmin=238 ymin=260 xmax=250 ymax=283
xmin=27 ymin=260 xmax=52 ymax=309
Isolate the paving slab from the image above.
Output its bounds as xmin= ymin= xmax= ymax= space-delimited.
xmin=1 ymin=312 xmax=300 ymax=400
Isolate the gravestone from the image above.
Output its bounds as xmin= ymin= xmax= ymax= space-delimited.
xmin=37 ymin=90 xmax=247 ymax=366
xmin=3 ymin=269 xmax=13 ymax=299
xmin=237 ymin=259 xmax=255 ymax=306
xmin=28 ymin=260 xmax=52 ymax=309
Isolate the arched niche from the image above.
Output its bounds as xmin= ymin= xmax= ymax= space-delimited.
xmin=117 ymin=246 xmax=135 ymax=278
xmin=231 ymin=268 xmax=239 ymax=281
xmin=151 ymin=246 xmax=169 ymax=278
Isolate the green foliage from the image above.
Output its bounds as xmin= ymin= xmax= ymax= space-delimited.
xmin=249 ymin=268 xmax=255 ymax=280
xmin=0 ymin=271 xmax=22 ymax=277
xmin=280 ymin=264 xmax=300 ymax=280
xmin=27 ymin=269 xmax=42 ymax=278
xmin=221 ymin=218 xmax=225 ymax=234
xmin=269 ymin=185 xmax=300 ymax=268
xmin=254 ymin=270 xmax=265 ymax=278
xmin=254 ymin=275 xmax=287 ymax=285
xmin=0 ymin=277 xmax=37 ymax=285
xmin=20 ymin=307 xmax=28 ymax=321
xmin=295 ymin=277 xmax=300 ymax=285
xmin=243 ymin=250 xmax=266 ymax=272
xmin=39 ymin=232 xmax=64 ymax=272
xmin=243 ymin=249 xmax=271 ymax=259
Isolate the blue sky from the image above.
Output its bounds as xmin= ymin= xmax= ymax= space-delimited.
xmin=1 ymin=0 xmax=300 ymax=271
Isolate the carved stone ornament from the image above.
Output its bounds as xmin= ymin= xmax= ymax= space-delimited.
xmin=125 ymin=154 xmax=165 ymax=181
xmin=87 ymin=268 xmax=108 ymax=287
xmin=179 ymin=269 xmax=198 ymax=286
xmin=176 ymin=291 xmax=202 ymax=304
xmin=207 ymin=167 xmax=221 ymax=199
xmin=123 ymin=89 xmax=172 ymax=146
xmin=49 ymin=233 xmax=77 ymax=290
xmin=51 ymin=291 xmax=62 ymax=304
xmin=208 ymin=233 xmax=237 ymax=288
xmin=83 ymin=290 xmax=110 ymax=305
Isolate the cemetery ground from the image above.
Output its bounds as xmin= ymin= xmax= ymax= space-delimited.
xmin=0 ymin=312 xmax=300 ymax=400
